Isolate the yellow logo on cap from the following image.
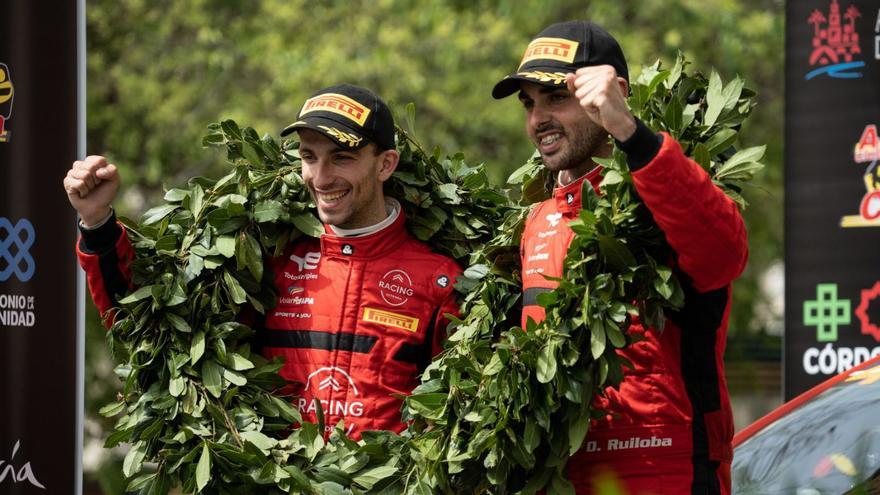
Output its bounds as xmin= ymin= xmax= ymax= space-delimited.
xmin=517 ymin=71 xmax=568 ymax=85
xmin=519 ymin=37 xmax=580 ymax=68
xmin=300 ymin=93 xmax=371 ymax=126
xmin=363 ymin=307 xmax=420 ymax=333
xmin=317 ymin=125 xmax=363 ymax=147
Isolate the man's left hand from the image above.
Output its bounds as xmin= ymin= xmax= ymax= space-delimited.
xmin=566 ymin=66 xmax=636 ymax=142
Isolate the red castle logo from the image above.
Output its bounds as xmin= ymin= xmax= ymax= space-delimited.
xmin=806 ymin=0 xmax=866 ymax=79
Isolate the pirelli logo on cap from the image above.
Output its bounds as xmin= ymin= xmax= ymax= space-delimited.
xmin=299 ymin=93 xmax=370 ymax=127
xmin=363 ymin=307 xmax=420 ymax=333
xmin=519 ymin=37 xmax=580 ymax=68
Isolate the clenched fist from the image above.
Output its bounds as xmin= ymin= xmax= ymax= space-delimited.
xmin=63 ymin=155 xmax=121 ymax=227
xmin=565 ymin=65 xmax=636 ymax=142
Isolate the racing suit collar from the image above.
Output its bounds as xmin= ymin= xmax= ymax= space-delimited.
xmin=553 ymin=166 xmax=603 ymax=216
xmin=319 ymin=200 xmax=408 ymax=260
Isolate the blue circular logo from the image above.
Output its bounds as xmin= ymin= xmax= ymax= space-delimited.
xmin=0 ymin=218 xmax=35 ymax=282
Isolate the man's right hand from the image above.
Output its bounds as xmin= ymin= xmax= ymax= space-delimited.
xmin=63 ymin=155 xmax=121 ymax=227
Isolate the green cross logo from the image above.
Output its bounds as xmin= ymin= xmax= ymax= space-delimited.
xmin=803 ymin=284 xmax=851 ymax=342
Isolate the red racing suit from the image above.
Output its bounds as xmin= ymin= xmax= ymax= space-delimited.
xmin=520 ymin=120 xmax=748 ymax=494
xmin=78 ymin=207 xmax=461 ymax=439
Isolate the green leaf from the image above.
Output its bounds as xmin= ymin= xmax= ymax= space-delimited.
xmin=721 ymin=76 xmax=744 ymax=111
xmin=591 ymin=322 xmax=607 ymax=359
xmin=240 ymin=430 xmax=278 ymax=453
xmin=568 ymin=414 xmax=591 ymax=455
xmin=216 ymin=236 xmax=235 ymax=258
xmin=536 ymin=340 xmax=558 ymax=384
xmin=141 ymin=204 xmax=178 ymax=225
xmin=705 ymin=129 xmax=737 ymax=157
xmin=190 ymin=185 xmax=206 ymax=218
xmin=164 ymin=188 xmax=188 ymax=202
xmin=118 ymin=286 xmax=155 ymax=305
xmin=243 ymin=141 xmax=263 ymax=167
xmin=663 ymin=97 xmax=684 ymax=134
xmin=169 ymin=376 xmax=186 ymax=397
xmin=196 ymin=442 xmax=211 ymax=492
xmin=600 ymin=170 xmax=624 ymax=187
xmin=702 ymin=71 xmax=724 ymax=131
xmin=253 ymin=199 xmax=285 ymax=223
xmin=483 ymin=353 xmax=504 ymax=376
xmin=165 ymin=313 xmax=191 ymax=333
xmin=123 ymin=440 xmax=147 ymax=478
xmin=693 ymin=143 xmax=711 ymax=171
xmin=228 ymin=352 xmax=254 ymax=371
xmin=243 ymin=233 xmax=263 ymax=281
xmin=353 ymin=465 xmax=398 ymax=490
xmin=190 ymin=331 xmax=206 ymax=365
xmin=437 ymin=183 xmax=462 ymax=204
xmin=222 ymin=271 xmax=248 ymax=305
xmin=716 ymin=145 xmax=766 ymax=172
xmin=202 ymin=360 xmax=223 ymax=398
xmin=598 ymin=235 xmax=637 ymax=270
xmin=290 ymin=212 xmax=324 ymax=237
xmin=406 ymin=393 xmax=448 ymax=419
xmin=98 ymin=401 xmax=125 ymax=417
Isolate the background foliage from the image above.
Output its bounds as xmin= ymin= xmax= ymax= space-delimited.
xmin=83 ymin=0 xmax=784 ymax=493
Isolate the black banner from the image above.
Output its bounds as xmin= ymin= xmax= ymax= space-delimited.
xmin=786 ymin=0 xmax=880 ymax=399
xmin=0 ymin=1 xmax=83 ymax=493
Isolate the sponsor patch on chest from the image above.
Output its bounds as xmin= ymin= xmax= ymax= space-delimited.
xmin=363 ymin=307 xmax=420 ymax=333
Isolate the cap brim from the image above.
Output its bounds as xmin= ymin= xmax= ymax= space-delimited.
xmin=280 ymin=116 xmax=369 ymax=150
xmin=492 ymin=67 xmax=574 ymax=99
xmin=491 ymin=75 xmax=524 ymax=99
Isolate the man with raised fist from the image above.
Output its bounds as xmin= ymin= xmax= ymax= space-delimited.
xmin=64 ymin=84 xmax=461 ymax=439
xmin=492 ymin=21 xmax=748 ymax=495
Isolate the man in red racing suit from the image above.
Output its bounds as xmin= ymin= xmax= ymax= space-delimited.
xmin=66 ymin=84 xmax=462 ymax=439
xmin=492 ymin=22 xmax=748 ymax=494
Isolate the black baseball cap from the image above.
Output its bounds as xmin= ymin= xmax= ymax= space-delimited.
xmin=280 ymin=84 xmax=395 ymax=150
xmin=492 ymin=21 xmax=629 ymax=99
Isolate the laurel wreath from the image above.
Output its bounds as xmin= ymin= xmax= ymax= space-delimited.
xmin=101 ymin=55 xmax=763 ymax=494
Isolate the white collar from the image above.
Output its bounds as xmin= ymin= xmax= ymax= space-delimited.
xmin=329 ymin=198 xmax=401 ymax=237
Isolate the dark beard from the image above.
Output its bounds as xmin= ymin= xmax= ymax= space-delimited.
xmin=541 ymin=121 xmax=609 ymax=173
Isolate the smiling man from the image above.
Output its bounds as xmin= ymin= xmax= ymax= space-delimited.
xmin=64 ymin=84 xmax=462 ymax=439
xmin=493 ymin=21 xmax=748 ymax=495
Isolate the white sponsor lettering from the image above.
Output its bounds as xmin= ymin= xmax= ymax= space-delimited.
xmin=606 ymin=436 xmax=672 ymax=451
xmin=278 ymin=296 xmax=314 ymax=306
xmin=546 ymin=212 xmax=562 ymax=227
xmin=533 ymin=243 xmax=548 ymax=253
xmin=297 ymin=397 xmax=365 ymax=417
xmin=297 ymin=367 xmax=366 ymax=422
xmin=537 ymin=230 xmax=558 ymax=238
xmin=0 ymin=311 xmax=35 ymax=327
xmin=284 ymin=272 xmax=318 ymax=281
xmin=290 ymin=251 xmax=320 ymax=271
xmin=0 ymin=441 xmax=45 ymax=490
xmin=273 ymin=312 xmax=310 ymax=319
xmin=379 ymin=269 xmax=414 ymax=306
xmin=803 ymin=344 xmax=880 ymax=375
xmin=525 ymin=268 xmax=545 ymax=276
xmin=378 ymin=281 xmax=414 ymax=297
xmin=527 ymin=253 xmax=549 ymax=262
xmin=0 ymin=294 xmax=35 ymax=327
